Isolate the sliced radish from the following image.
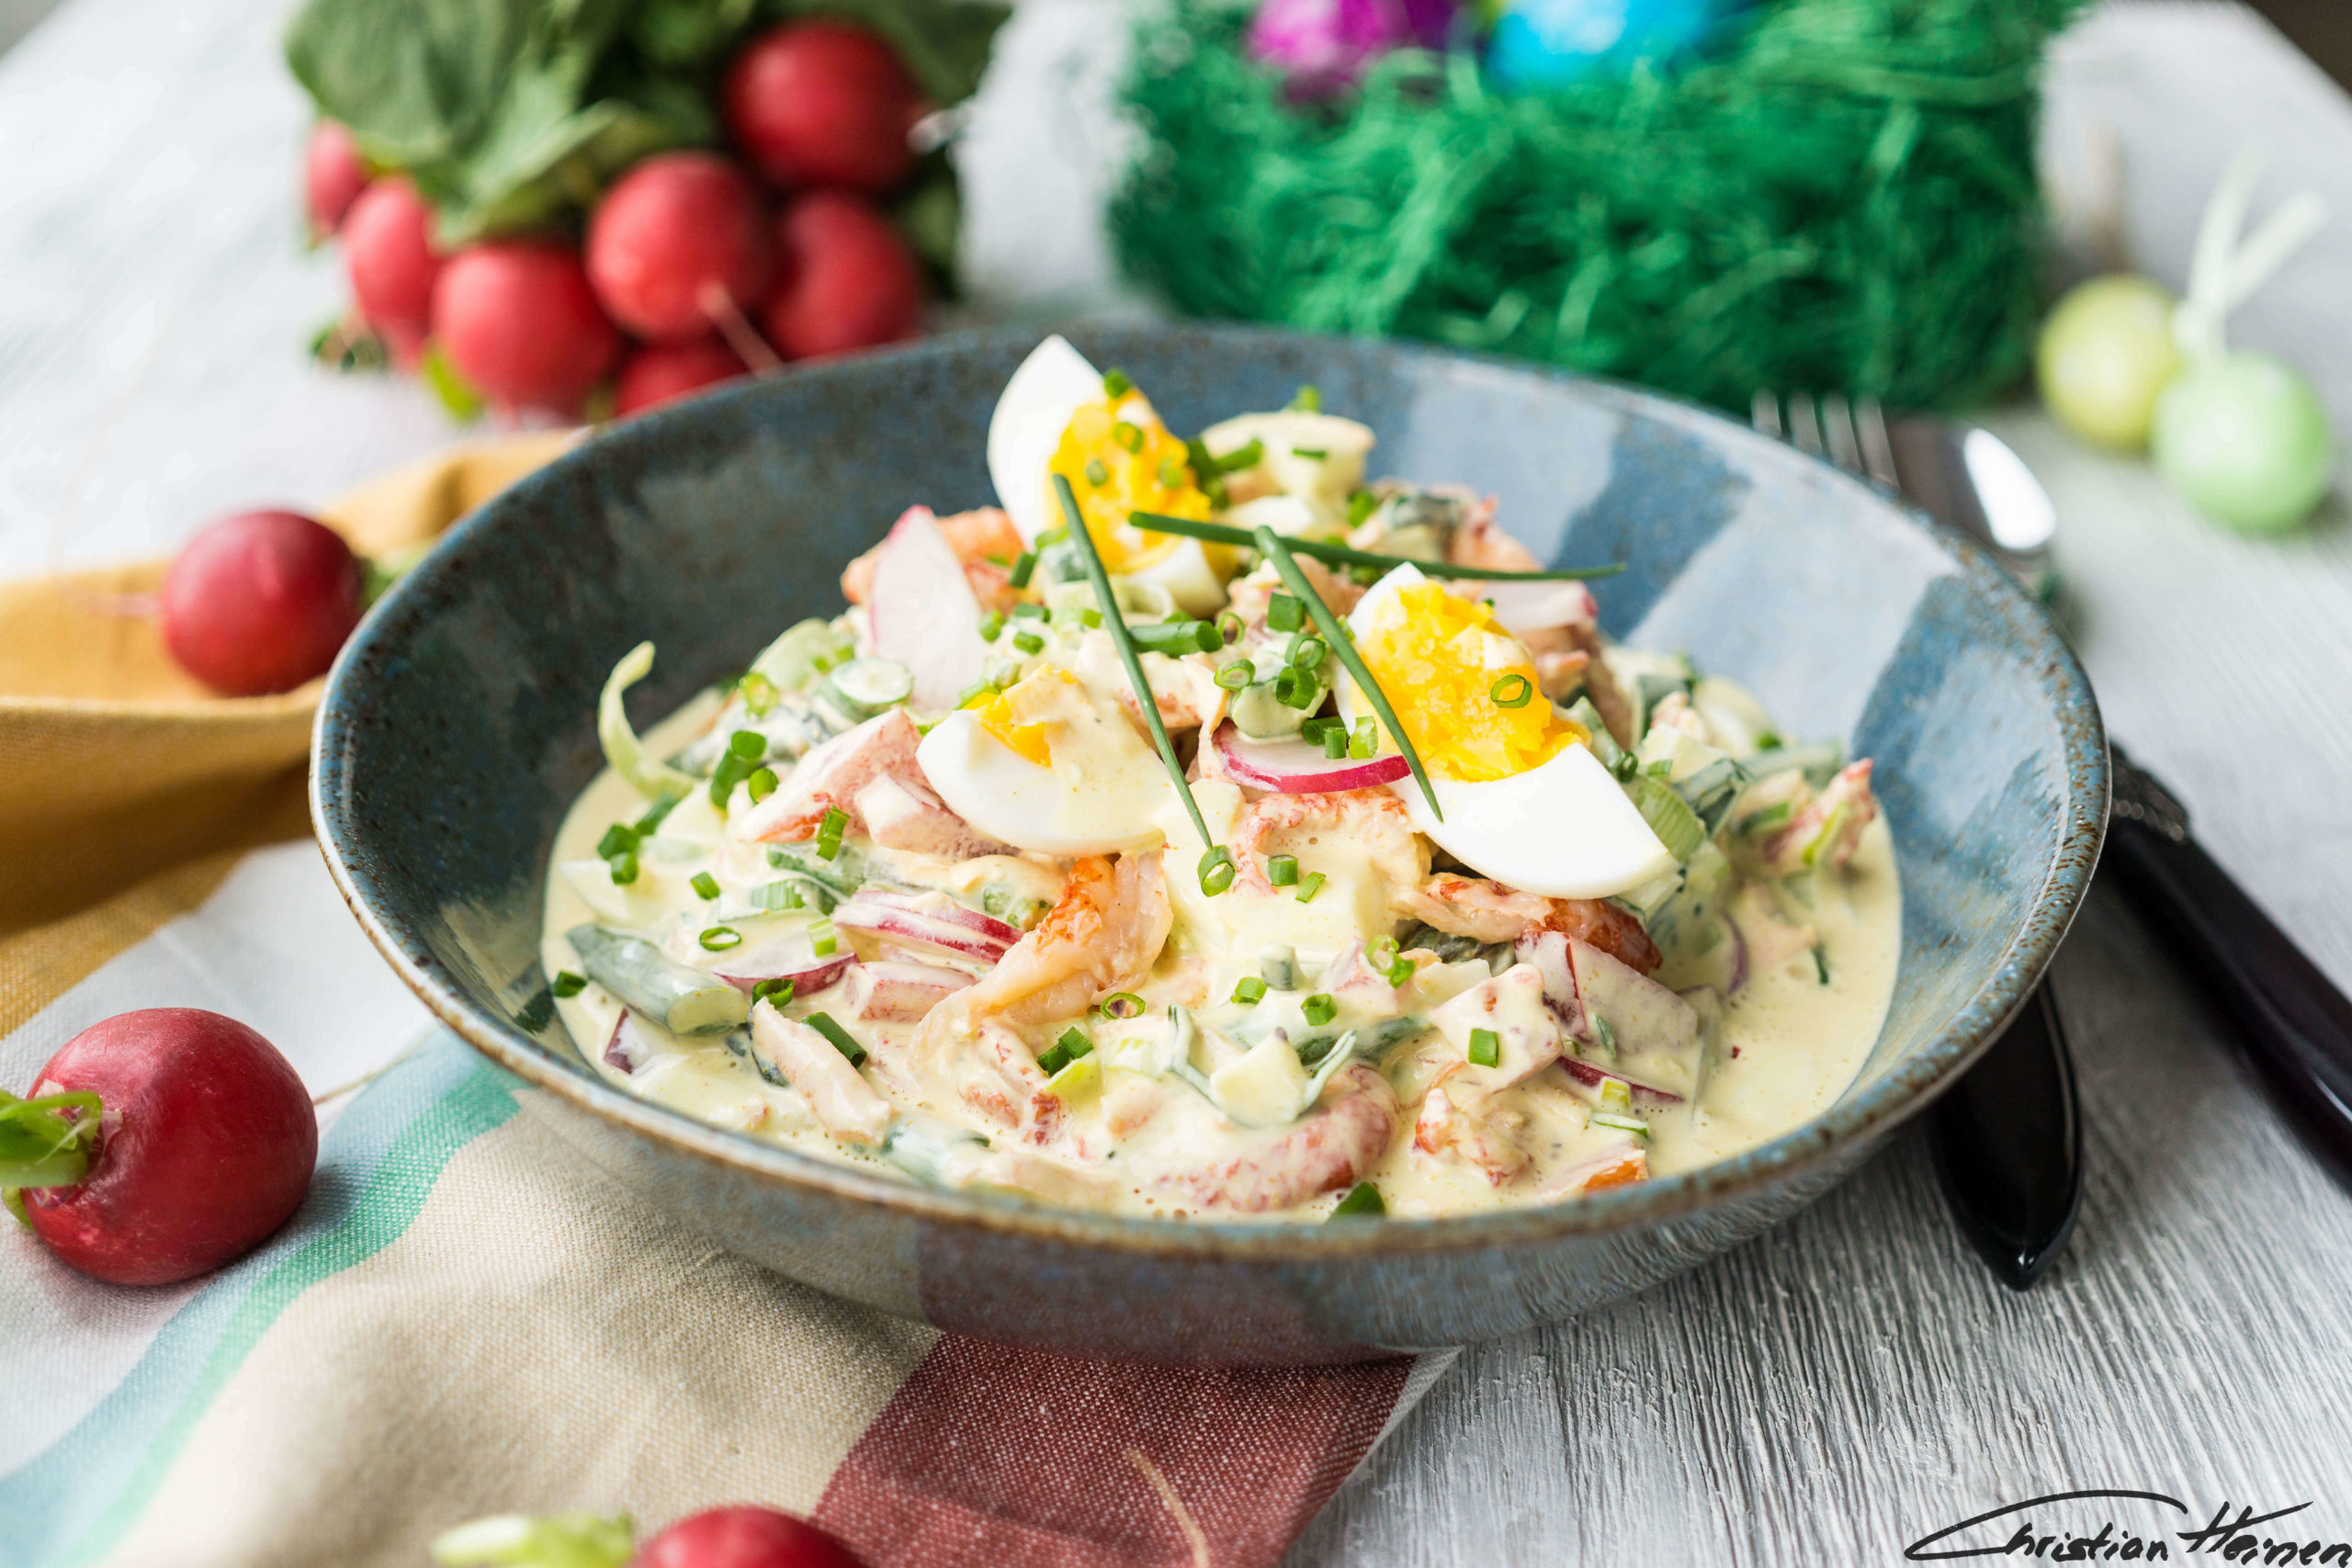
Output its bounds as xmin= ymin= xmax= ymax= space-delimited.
xmin=833 ymin=892 xmax=1014 ymax=964
xmin=605 ymin=1011 xmax=657 ymax=1075
xmin=1213 ymin=722 xmax=1410 ymax=795
xmin=843 ymin=959 xmax=973 ymax=1022
xmin=1557 ymin=1055 xmax=1682 ymax=1105
xmin=1481 ymin=579 xmax=1597 ymax=637
xmin=711 ymin=933 xmax=856 ymax=994
xmin=868 ymin=506 xmax=989 ymax=711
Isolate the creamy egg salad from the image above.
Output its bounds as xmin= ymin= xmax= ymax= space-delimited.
xmin=540 ymin=337 xmax=1899 ymax=1222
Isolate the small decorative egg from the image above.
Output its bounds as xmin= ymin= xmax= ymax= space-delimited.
xmin=1486 ymin=0 xmax=1736 ymax=92
xmin=2151 ymin=351 xmax=2336 ymax=535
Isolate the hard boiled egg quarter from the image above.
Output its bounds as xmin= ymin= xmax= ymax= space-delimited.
xmin=1340 ymin=564 xmax=1673 ymax=899
xmin=985 ymin=335 xmax=1228 ymax=615
xmin=916 ymin=667 xmax=1173 ymax=855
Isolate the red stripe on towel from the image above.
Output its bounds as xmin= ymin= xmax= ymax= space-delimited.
xmin=813 ymin=1336 xmax=1412 ymax=1568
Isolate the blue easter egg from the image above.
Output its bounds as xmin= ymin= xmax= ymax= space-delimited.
xmin=1487 ymin=0 xmax=1732 ymax=90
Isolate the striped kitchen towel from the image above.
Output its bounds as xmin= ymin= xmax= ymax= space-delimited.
xmin=0 ymin=844 xmax=1450 ymax=1568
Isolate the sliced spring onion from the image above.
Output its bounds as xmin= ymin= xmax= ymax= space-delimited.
xmin=809 ymin=918 xmax=839 ymax=958
xmin=699 ymin=925 xmax=742 ymax=951
xmin=1295 ymin=871 xmax=1326 ymax=903
xmin=805 ymin=1010 xmax=867 ymax=1067
xmin=1036 ymin=1028 xmax=1095 ymax=1077
xmin=690 ymin=871 xmax=721 ymax=901
xmin=1293 ymin=446 xmax=1329 ymax=460
xmin=1329 ymin=1181 xmax=1384 ymax=1219
xmin=1302 ymin=993 xmax=1338 ymax=1027
xmin=1266 ymin=592 xmax=1305 ymax=633
xmin=1112 ymin=421 xmax=1144 ymax=453
xmin=1232 ymin=976 xmax=1268 ymax=1005
xmin=1346 ymin=491 xmax=1379 ymax=526
xmin=1099 ymin=991 xmax=1146 ymax=1020
xmin=1009 ymin=550 xmax=1037 ymax=588
xmin=1350 ymin=716 xmax=1377 ymax=760
xmin=747 ymin=766 xmax=778 ymax=802
xmin=1053 ymin=471 xmax=1231 ymax=896
xmin=1489 ymin=673 xmax=1533 ymax=709
xmin=1591 ymin=1111 xmax=1650 ymax=1139
xmin=551 ymin=970 xmax=588 ymax=998
xmin=752 ymin=977 xmax=795 ymax=1007
xmin=729 ymin=730 xmax=764 ymax=761
xmin=978 ymin=609 xmax=1006 ymax=642
xmin=1084 ymin=457 xmax=1109 ymax=486
xmin=1218 ymin=437 xmax=1264 ymax=472
xmin=1138 ymin=513 xmax=1625 ymax=582
xmin=1322 ymin=727 xmax=1349 ymax=759
xmin=1468 ymin=1027 xmax=1500 ymax=1067
xmin=606 ymin=850 xmax=639 ymax=886
xmin=1267 ymin=853 xmax=1300 ymax=887
xmin=1289 ymin=634 xmax=1327 ymax=670
xmin=1215 ymin=660 xmax=1253 ymax=693
xmin=1591 ymin=1014 xmax=1619 ymax=1057
xmin=1623 ymin=773 xmax=1707 ymax=863
xmin=1216 ymin=611 xmax=1244 ymax=644
xmin=828 ymin=657 xmax=914 ymax=715
xmin=1598 ymin=1077 xmax=1633 ymax=1111
xmin=1012 ymin=629 xmax=1046 ymax=656
xmin=1103 ymin=367 xmax=1133 ymax=398
xmin=1254 ymin=525 xmax=1442 ymax=819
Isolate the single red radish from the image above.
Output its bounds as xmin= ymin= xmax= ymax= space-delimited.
xmin=632 ymin=1506 xmax=864 ymax=1568
xmin=10 ymin=1010 xmax=317 ymax=1286
xmin=760 ymin=192 xmax=924 ymax=362
xmin=433 ymin=241 xmax=621 ymax=416
xmin=159 ymin=509 xmax=364 ymax=695
xmin=588 ymin=153 xmax=772 ymax=344
xmin=722 ymin=22 xmax=926 ymax=195
xmin=304 ymin=119 xmax=370 ymax=237
xmin=1212 ymin=722 xmax=1411 ymax=795
xmin=615 ymin=339 xmax=749 ymax=418
xmin=342 ymin=177 xmax=441 ymax=363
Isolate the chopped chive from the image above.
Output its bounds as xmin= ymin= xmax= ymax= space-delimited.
xmin=1215 ymin=660 xmax=1252 ymax=693
xmin=1084 ymin=457 xmax=1110 ymax=487
xmin=1347 ymin=491 xmax=1378 ymax=526
xmin=1301 ymin=993 xmax=1338 ymax=1027
xmin=748 ymin=766 xmax=778 ymax=802
xmin=1080 ymin=607 xmax=1103 ymax=627
xmin=1591 ymin=1014 xmax=1619 ymax=1057
xmin=806 ymin=1010 xmax=867 ymax=1066
xmin=1301 ymin=716 xmax=1336 ymax=744
xmin=1272 ymin=666 xmax=1321 ymax=709
xmin=699 ymin=925 xmax=743 ymax=951
xmin=690 ymin=871 xmax=721 ymax=900
xmin=1232 ymin=976 xmax=1268 ymax=1005
xmin=1591 ymin=1111 xmax=1650 ymax=1138
xmin=739 ymin=671 xmax=780 ymax=716
xmin=1253 ymin=526 xmax=1442 ymax=820
xmin=1329 ymin=1181 xmax=1384 ymax=1218
xmin=1012 ymin=629 xmax=1046 ymax=656
xmin=1132 ymin=512 xmax=1625 ymax=582
xmin=1468 ymin=1027 xmax=1500 ymax=1067
xmin=1053 ymin=471 xmax=1230 ymax=894
xmin=1132 ymin=619 xmax=1221 ymax=656
xmin=810 ymin=919 xmax=839 ymax=958
xmin=1288 ymin=634 xmax=1326 ymax=670
xmin=1295 ymin=871 xmax=1326 ymax=903
xmin=1037 ymin=1028 xmax=1095 ymax=1076
xmin=596 ymin=823 xmax=639 ymax=860
xmin=1267 ymin=853 xmax=1300 ymax=886
xmin=1102 ymin=367 xmax=1133 ymax=399
xmin=551 ymin=969 xmax=588 ymax=998
xmin=1323 ymin=727 xmax=1349 ymax=759
xmin=1292 ymin=446 xmax=1329 ymax=461
xmin=1216 ymin=611 xmax=1244 ymax=644
xmin=1013 ymin=601 xmax=1047 ymax=619
xmin=817 ymin=806 xmax=848 ymax=846
xmin=1490 ymin=673 xmax=1533 ymax=709
xmin=1814 ymin=947 xmax=1831 ymax=985
xmin=1112 ymin=421 xmax=1145 ymax=453
xmin=1289 ymin=384 xmax=1323 ymax=412
xmin=978 ymin=609 xmax=1006 ymax=642
xmin=607 ymin=850 xmax=639 ymax=886
xmin=1216 ymin=437 xmax=1264 ymax=472
xmin=1267 ymin=592 xmax=1305 ymax=632
xmin=752 ymin=977 xmax=795 ymax=1007
xmin=1350 ymin=717 xmax=1377 ymax=759
xmin=1199 ymin=846 xmax=1237 ymax=897
xmin=1009 ymin=550 xmax=1037 ymax=588
xmin=729 ymin=730 xmax=765 ymax=761
xmin=1159 ymin=455 xmax=1186 ymax=488
xmin=1099 ymin=991 xmax=1146 ymax=1021
xmin=1598 ymin=1076 xmax=1633 ymax=1111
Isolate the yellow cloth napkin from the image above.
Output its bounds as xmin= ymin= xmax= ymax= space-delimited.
xmin=0 ymin=433 xmax=573 ymax=936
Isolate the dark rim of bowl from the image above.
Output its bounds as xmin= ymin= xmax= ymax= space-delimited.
xmin=311 ymin=321 xmax=2109 ymax=1264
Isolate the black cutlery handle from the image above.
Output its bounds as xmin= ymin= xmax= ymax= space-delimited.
xmin=1928 ymin=982 xmax=2083 ymax=1290
xmin=2102 ymin=812 xmax=2352 ymax=1183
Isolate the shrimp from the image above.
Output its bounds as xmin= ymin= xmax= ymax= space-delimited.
xmin=841 ymin=505 xmax=1025 ymax=615
xmin=1223 ymin=556 xmax=1363 ymax=634
xmin=1412 ymin=1065 xmax=1531 ymax=1185
xmin=1759 ymin=760 xmax=1878 ymax=874
xmin=1231 ymin=790 xmax=1429 ymax=896
xmin=1395 ymin=873 xmax=1662 ymax=974
xmin=917 ymin=852 xmax=1171 ymax=1084
xmin=1156 ymin=1065 xmax=1396 ymax=1213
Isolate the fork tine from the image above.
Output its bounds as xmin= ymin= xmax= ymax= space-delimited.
xmin=1854 ymin=396 xmax=1900 ymax=489
xmin=1822 ymin=393 xmax=1863 ymax=475
xmin=1750 ymin=389 xmax=1784 ymax=440
xmin=1789 ymin=393 xmax=1826 ymax=457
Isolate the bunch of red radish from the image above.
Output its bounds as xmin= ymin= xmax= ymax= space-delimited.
xmin=309 ymin=20 xmax=934 ymax=420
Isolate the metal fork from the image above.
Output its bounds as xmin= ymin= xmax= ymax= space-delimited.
xmin=1753 ymin=389 xmax=2084 ymax=1291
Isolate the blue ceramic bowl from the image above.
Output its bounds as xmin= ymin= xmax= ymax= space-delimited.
xmin=312 ymin=323 xmax=2106 ymax=1365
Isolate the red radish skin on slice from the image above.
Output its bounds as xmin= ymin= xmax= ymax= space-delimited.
xmin=842 ymin=959 xmax=973 ymax=1022
xmin=711 ymin=937 xmax=856 ymax=995
xmin=1212 ymin=722 xmax=1411 ymax=795
xmin=737 ymin=707 xmax=922 ymax=843
xmin=831 ymin=895 xmax=1013 ymax=965
xmin=1556 ymin=1055 xmax=1683 ymax=1105
xmin=837 ymin=888 xmax=1020 ymax=947
xmin=866 ymin=507 xmax=989 ymax=711
xmin=605 ymin=1011 xmax=657 ymax=1075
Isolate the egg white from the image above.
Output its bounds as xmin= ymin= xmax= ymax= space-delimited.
xmin=988 ymin=334 xmax=1104 ymax=543
xmin=1340 ymin=564 xmax=1674 ymax=899
xmin=916 ymin=709 xmax=1171 ymax=856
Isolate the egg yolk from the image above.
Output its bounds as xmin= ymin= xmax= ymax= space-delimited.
xmin=976 ymin=669 xmax=1077 ymax=766
xmin=1048 ymin=393 xmax=1214 ymax=573
xmin=1355 ymin=581 xmax=1581 ymax=782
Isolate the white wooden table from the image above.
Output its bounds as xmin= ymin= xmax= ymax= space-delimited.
xmin=6 ymin=3 xmax=2352 ymax=1562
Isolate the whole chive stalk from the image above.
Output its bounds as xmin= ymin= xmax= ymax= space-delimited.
xmin=1054 ymin=474 xmax=1231 ymax=893
xmin=1133 ymin=512 xmax=1623 ymax=582
xmin=1252 ymin=525 xmax=1442 ymax=820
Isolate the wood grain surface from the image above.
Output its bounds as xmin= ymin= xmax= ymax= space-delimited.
xmin=2 ymin=2 xmax=2348 ymax=1563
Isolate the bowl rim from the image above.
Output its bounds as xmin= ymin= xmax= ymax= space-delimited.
xmin=311 ymin=321 xmax=2109 ymax=1264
